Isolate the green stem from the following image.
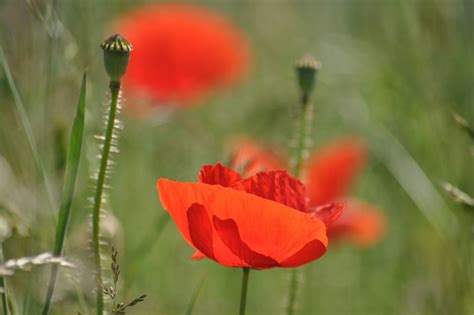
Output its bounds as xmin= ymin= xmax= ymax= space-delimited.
xmin=286 ymin=269 xmax=298 ymax=315
xmin=287 ymin=93 xmax=313 ymax=315
xmin=291 ymin=94 xmax=313 ymax=178
xmin=239 ymin=268 xmax=250 ymax=315
xmin=0 ymin=244 xmax=9 ymax=315
xmin=92 ymin=80 xmax=121 ymax=315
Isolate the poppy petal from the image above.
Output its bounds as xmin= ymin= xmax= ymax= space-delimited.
xmin=231 ymin=170 xmax=307 ymax=212
xmin=198 ymin=163 xmax=242 ymax=187
xmin=328 ymin=199 xmax=386 ymax=247
xmin=187 ymin=203 xmax=215 ymax=260
xmin=280 ymin=239 xmax=326 ymax=267
xmin=305 ymin=137 xmax=367 ymax=206
xmin=310 ymin=203 xmax=345 ymax=226
xmin=230 ymin=138 xmax=286 ymax=176
xmin=158 ymin=179 xmax=245 ymax=266
xmin=157 ymin=179 xmax=327 ymax=268
xmin=191 ymin=251 xmax=206 ymax=260
xmin=212 ymin=216 xmax=278 ymax=268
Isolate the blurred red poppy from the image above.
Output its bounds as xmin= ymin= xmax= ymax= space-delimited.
xmin=116 ymin=4 xmax=250 ymax=106
xmin=157 ymin=163 xmax=340 ymax=269
xmin=230 ymin=137 xmax=387 ymax=247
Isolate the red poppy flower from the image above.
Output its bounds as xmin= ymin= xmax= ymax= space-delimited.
xmin=230 ymin=137 xmax=387 ymax=247
xmin=115 ymin=4 xmax=250 ymax=106
xmin=157 ymin=163 xmax=341 ymax=269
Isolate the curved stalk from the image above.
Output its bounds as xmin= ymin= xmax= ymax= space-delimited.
xmin=92 ymin=80 xmax=121 ymax=315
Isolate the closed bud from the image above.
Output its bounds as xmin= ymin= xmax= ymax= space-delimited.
xmin=295 ymin=54 xmax=321 ymax=102
xmin=100 ymin=34 xmax=133 ymax=82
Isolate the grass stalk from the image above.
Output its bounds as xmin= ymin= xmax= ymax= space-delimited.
xmin=0 ymin=45 xmax=56 ymax=216
xmin=0 ymin=243 xmax=9 ymax=315
xmin=184 ymin=275 xmax=206 ymax=315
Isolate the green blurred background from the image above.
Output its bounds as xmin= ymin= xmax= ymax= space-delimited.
xmin=0 ymin=0 xmax=473 ymax=314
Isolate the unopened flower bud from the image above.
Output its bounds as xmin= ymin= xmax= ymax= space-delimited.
xmin=100 ymin=34 xmax=133 ymax=82
xmin=295 ymin=54 xmax=321 ymax=102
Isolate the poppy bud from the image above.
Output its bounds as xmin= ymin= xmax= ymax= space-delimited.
xmin=295 ymin=54 xmax=321 ymax=103
xmin=100 ymin=34 xmax=133 ymax=82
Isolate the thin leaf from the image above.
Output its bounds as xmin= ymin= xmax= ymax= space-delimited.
xmin=0 ymin=244 xmax=9 ymax=315
xmin=185 ymin=275 xmax=206 ymax=315
xmin=340 ymin=96 xmax=458 ymax=239
xmin=0 ymin=44 xmax=56 ymax=215
xmin=130 ymin=213 xmax=169 ymax=259
xmin=41 ymin=72 xmax=87 ymax=315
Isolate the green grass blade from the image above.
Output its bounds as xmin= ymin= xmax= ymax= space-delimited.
xmin=0 ymin=243 xmax=9 ymax=315
xmin=0 ymin=44 xmax=56 ymax=215
xmin=41 ymin=72 xmax=87 ymax=315
xmin=184 ymin=275 xmax=206 ymax=315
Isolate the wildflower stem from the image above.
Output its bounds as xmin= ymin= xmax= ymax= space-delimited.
xmin=291 ymin=94 xmax=313 ymax=178
xmin=287 ymin=92 xmax=313 ymax=315
xmin=239 ymin=267 xmax=250 ymax=315
xmin=92 ymin=80 xmax=121 ymax=315
xmin=286 ymin=268 xmax=298 ymax=315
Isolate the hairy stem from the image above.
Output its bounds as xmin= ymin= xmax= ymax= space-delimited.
xmin=290 ymin=94 xmax=313 ymax=178
xmin=92 ymin=80 xmax=121 ymax=315
xmin=287 ymin=93 xmax=313 ymax=315
xmin=239 ymin=268 xmax=250 ymax=315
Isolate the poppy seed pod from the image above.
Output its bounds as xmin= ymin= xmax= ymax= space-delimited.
xmin=100 ymin=34 xmax=133 ymax=82
xmin=295 ymin=54 xmax=321 ymax=101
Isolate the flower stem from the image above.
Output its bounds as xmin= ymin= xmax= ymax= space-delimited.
xmin=92 ymin=80 xmax=121 ymax=315
xmin=239 ymin=267 xmax=250 ymax=315
xmin=287 ymin=92 xmax=313 ymax=315
xmin=291 ymin=94 xmax=313 ymax=178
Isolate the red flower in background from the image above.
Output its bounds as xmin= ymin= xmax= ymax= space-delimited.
xmin=116 ymin=4 xmax=250 ymax=106
xmin=231 ymin=137 xmax=387 ymax=247
xmin=157 ymin=163 xmax=341 ymax=269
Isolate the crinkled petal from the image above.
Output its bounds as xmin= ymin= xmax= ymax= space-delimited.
xmin=305 ymin=137 xmax=367 ymax=206
xmin=231 ymin=170 xmax=307 ymax=212
xmin=198 ymin=163 xmax=242 ymax=187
